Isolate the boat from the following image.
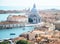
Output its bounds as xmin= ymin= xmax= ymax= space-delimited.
xmin=6 ymin=27 xmax=12 ymax=29
xmin=10 ymin=33 xmax=15 ymax=35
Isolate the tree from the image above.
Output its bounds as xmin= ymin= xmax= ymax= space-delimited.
xmin=0 ymin=40 xmax=11 ymax=44
xmin=16 ymin=40 xmax=30 ymax=44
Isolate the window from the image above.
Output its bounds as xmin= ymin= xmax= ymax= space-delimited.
xmin=28 ymin=18 xmax=33 ymax=23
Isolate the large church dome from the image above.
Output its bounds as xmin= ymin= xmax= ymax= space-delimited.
xmin=28 ymin=4 xmax=41 ymax=24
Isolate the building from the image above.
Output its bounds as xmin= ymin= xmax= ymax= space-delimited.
xmin=53 ymin=20 xmax=60 ymax=30
xmin=0 ymin=21 xmax=23 ymax=29
xmin=28 ymin=4 xmax=41 ymax=24
xmin=7 ymin=15 xmax=28 ymax=24
xmin=0 ymin=15 xmax=28 ymax=29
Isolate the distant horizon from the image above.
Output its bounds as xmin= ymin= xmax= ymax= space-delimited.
xmin=0 ymin=6 xmax=60 ymax=10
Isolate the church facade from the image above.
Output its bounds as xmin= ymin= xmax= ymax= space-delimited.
xmin=28 ymin=4 xmax=41 ymax=24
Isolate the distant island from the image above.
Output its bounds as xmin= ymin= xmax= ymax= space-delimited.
xmin=0 ymin=10 xmax=27 ymax=14
xmin=0 ymin=9 xmax=60 ymax=14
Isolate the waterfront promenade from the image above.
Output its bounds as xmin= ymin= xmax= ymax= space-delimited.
xmin=0 ymin=21 xmax=44 ymax=29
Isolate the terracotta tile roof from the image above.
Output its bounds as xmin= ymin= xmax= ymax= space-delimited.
xmin=0 ymin=21 xmax=21 ymax=25
xmin=11 ymin=15 xmax=27 ymax=19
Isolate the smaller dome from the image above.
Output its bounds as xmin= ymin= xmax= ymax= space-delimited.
xmin=31 ymin=4 xmax=37 ymax=13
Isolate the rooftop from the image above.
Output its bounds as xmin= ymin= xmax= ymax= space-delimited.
xmin=8 ymin=15 xmax=28 ymax=19
xmin=0 ymin=21 xmax=21 ymax=25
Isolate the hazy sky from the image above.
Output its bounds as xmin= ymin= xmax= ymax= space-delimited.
xmin=0 ymin=0 xmax=60 ymax=9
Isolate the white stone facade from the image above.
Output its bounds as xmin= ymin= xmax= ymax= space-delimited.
xmin=7 ymin=15 xmax=28 ymax=24
xmin=28 ymin=4 xmax=41 ymax=24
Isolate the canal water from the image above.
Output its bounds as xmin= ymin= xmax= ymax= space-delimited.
xmin=0 ymin=27 xmax=34 ymax=40
xmin=0 ymin=13 xmax=34 ymax=40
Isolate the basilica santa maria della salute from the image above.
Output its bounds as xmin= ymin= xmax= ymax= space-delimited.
xmin=27 ymin=4 xmax=41 ymax=24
